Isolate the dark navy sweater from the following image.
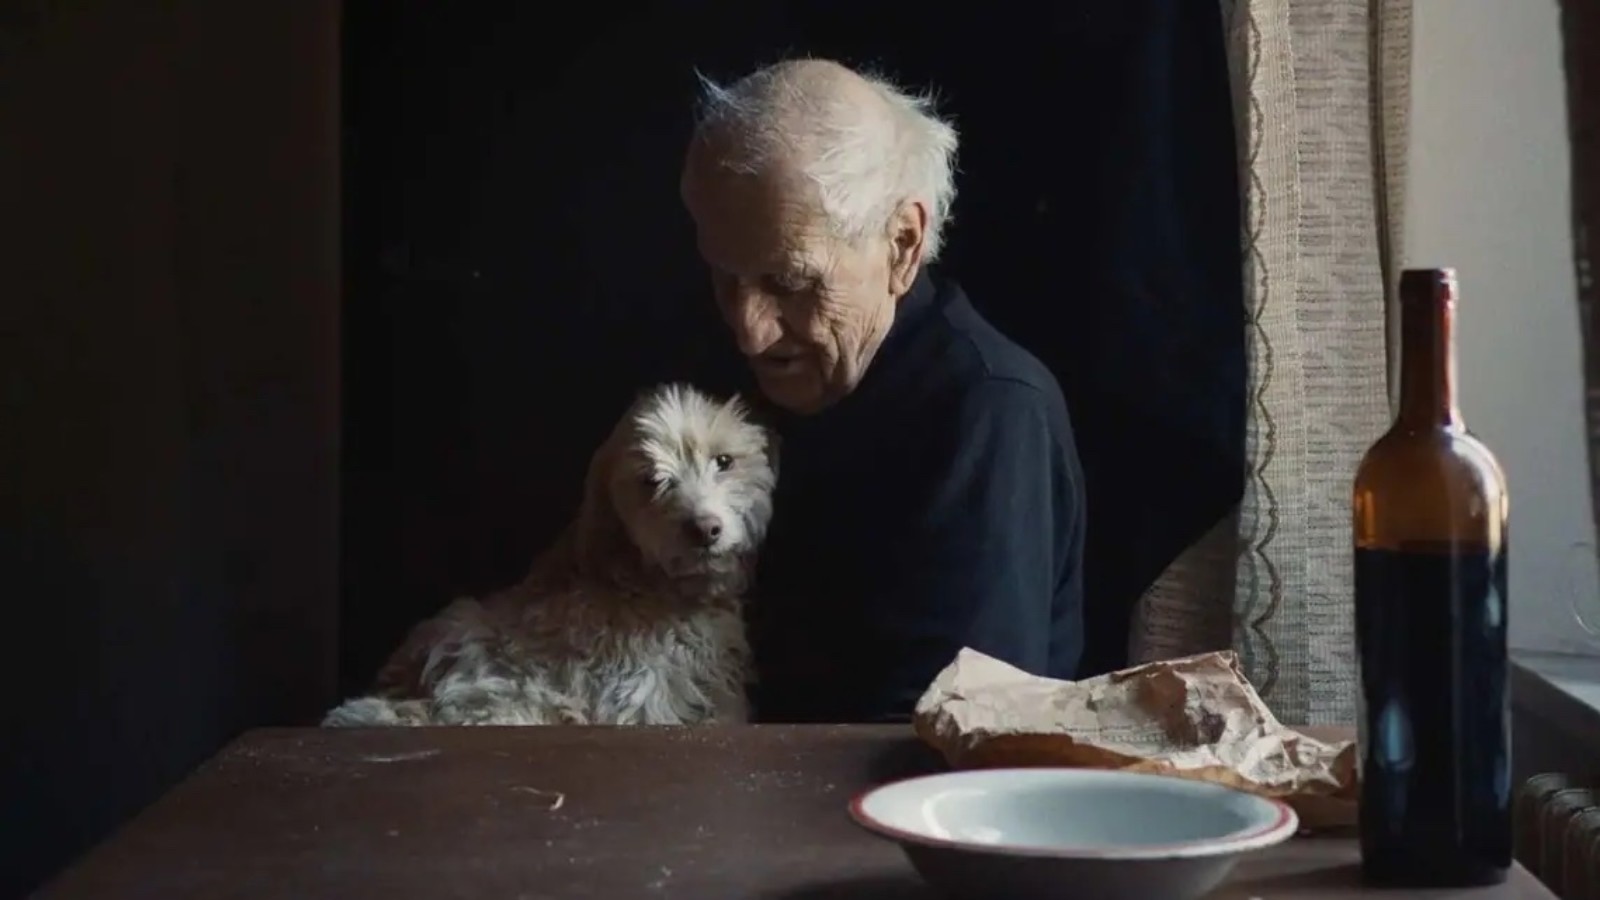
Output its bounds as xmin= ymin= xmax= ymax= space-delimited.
xmin=747 ymin=270 xmax=1085 ymax=723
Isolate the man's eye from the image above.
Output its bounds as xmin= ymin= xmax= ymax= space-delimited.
xmin=713 ymin=454 xmax=733 ymax=472
xmin=762 ymin=275 xmax=809 ymax=297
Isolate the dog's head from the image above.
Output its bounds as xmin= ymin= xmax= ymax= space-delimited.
xmin=576 ymin=383 xmax=778 ymax=579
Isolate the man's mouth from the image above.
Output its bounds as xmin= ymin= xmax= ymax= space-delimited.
xmin=752 ymin=353 xmax=806 ymax=377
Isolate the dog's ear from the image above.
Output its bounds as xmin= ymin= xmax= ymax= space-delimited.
xmin=732 ymin=390 xmax=782 ymax=476
xmin=572 ymin=418 xmax=634 ymax=575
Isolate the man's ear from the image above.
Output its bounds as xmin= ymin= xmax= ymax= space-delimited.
xmin=887 ymin=198 xmax=928 ymax=296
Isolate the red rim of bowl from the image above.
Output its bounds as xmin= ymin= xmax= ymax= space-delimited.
xmin=847 ymin=768 xmax=1300 ymax=860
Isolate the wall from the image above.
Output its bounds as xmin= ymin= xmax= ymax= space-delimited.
xmin=1407 ymin=0 xmax=1596 ymax=654
xmin=0 ymin=4 xmax=340 ymax=895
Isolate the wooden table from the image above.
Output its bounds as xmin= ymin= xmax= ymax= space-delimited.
xmin=35 ymin=726 xmax=1554 ymax=899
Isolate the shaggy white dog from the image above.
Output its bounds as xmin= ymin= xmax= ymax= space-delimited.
xmin=323 ymin=383 xmax=778 ymax=727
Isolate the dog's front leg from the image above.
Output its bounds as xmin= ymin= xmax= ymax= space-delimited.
xmin=322 ymin=696 xmax=434 ymax=727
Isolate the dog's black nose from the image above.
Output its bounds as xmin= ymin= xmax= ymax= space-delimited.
xmin=686 ymin=517 xmax=723 ymax=547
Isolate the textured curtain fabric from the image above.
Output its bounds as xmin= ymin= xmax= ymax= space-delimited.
xmin=1566 ymin=2 xmax=1600 ymax=573
xmin=1133 ymin=0 xmax=1410 ymax=725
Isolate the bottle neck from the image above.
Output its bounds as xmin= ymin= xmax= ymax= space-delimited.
xmin=1395 ymin=271 xmax=1462 ymax=430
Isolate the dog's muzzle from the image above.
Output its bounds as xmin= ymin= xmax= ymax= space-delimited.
xmin=683 ymin=515 xmax=724 ymax=549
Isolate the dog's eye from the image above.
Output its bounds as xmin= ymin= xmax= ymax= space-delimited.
xmin=713 ymin=454 xmax=733 ymax=472
xmin=644 ymin=472 xmax=673 ymax=492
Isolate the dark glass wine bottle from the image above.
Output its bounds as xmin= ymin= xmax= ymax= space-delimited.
xmin=1352 ymin=267 xmax=1511 ymax=887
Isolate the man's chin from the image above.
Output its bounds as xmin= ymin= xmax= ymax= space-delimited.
xmin=751 ymin=371 xmax=829 ymax=414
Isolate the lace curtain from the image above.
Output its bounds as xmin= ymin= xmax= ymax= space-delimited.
xmin=1132 ymin=0 xmax=1412 ymax=725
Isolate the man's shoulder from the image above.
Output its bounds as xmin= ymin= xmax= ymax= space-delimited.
xmin=925 ymin=277 xmax=1070 ymax=426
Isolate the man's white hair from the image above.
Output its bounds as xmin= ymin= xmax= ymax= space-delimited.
xmin=692 ymin=60 xmax=960 ymax=262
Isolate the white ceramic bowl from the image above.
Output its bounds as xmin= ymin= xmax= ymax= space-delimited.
xmin=849 ymin=768 xmax=1298 ymax=900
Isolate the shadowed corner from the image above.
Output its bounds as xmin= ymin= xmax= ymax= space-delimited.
xmin=1560 ymin=0 xmax=1600 ymax=587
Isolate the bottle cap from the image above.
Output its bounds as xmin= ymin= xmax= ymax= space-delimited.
xmin=1400 ymin=268 xmax=1458 ymax=304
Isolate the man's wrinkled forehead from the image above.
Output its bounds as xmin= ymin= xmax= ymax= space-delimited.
xmin=681 ymin=145 xmax=824 ymax=273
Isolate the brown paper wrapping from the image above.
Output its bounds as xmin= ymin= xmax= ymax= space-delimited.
xmin=913 ymin=649 xmax=1359 ymax=830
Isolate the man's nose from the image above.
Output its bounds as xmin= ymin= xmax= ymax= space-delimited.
xmin=724 ymin=287 xmax=784 ymax=357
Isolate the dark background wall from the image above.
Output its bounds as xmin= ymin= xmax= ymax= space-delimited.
xmin=341 ymin=0 xmax=1247 ymax=692
xmin=0 ymin=4 xmax=340 ymax=896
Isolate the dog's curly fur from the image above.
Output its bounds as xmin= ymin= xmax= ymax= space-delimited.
xmin=323 ymin=384 xmax=778 ymax=727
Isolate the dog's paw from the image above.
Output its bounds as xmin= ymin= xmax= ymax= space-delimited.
xmin=321 ymin=697 xmax=405 ymax=728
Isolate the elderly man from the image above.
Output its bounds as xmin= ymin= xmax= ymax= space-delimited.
xmin=680 ymin=59 xmax=1085 ymax=722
